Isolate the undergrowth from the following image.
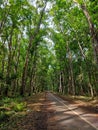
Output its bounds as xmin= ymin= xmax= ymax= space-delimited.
xmin=0 ymin=97 xmax=27 ymax=129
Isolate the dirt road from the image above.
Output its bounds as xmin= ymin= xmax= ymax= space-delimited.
xmin=2 ymin=92 xmax=98 ymax=130
xmin=46 ymin=92 xmax=98 ymax=130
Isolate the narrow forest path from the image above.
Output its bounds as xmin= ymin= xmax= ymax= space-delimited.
xmin=2 ymin=92 xmax=98 ymax=130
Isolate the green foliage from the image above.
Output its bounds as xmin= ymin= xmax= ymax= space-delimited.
xmin=0 ymin=97 xmax=26 ymax=123
xmin=0 ymin=97 xmax=27 ymax=130
xmin=89 ymin=0 xmax=98 ymax=27
xmin=13 ymin=102 xmax=26 ymax=112
xmin=0 ymin=0 xmax=97 ymax=98
xmin=0 ymin=111 xmax=14 ymax=122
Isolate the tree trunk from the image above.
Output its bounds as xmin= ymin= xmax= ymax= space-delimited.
xmin=12 ymin=41 xmax=21 ymax=96
xmin=29 ymin=63 xmax=36 ymax=95
xmin=5 ymin=27 xmax=14 ymax=96
xmin=20 ymin=2 xmax=47 ymax=96
xmin=67 ymin=42 xmax=75 ymax=95
xmin=20 ymin=50 xmax=29 ymax=96
xmin=81 ymin=4 xmax=98 ymax=66
xmin=78 ymin=41 xmax=94 ymax=98
xmin=59 ymin=71 xmax=63 ymax=93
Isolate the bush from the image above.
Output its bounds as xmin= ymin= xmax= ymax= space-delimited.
xmin=13 ymin=102 xmax=26 ymax=112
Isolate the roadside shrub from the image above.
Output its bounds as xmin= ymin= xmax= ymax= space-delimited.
xmin=13 ymin=102 xmax=26 ymax=112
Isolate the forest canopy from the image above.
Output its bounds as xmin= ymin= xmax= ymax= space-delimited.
xmin=0 ymin=0 xmax=98 ymax=98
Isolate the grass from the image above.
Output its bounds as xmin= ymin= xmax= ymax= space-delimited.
xmin=0 ymin=96 xmax=27 ymax=129
xmin=0 ymin=93 xmax=45 ymax=130
xmin=55 ymin=92 xmax=97 ymax=104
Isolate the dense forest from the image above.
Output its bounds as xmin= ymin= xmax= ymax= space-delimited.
xmin=0 ymin=0 xmax=98 ymax=98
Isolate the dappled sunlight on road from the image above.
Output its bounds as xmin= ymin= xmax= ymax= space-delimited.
xmin=46 ymin=92 xmax=97 ymax=130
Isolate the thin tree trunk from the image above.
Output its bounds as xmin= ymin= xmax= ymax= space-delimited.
xmin=12 ymin=39 xmax=21 ymax=96
xmin=78 ymin=41 xmax=94 ymax=98
xmin=67 ymin=42 xmax=75 ymax=95
xmin=29 ymin=52 xmax=37 ymax=96
xmin=5 ymin=27 xmax=14 ymax=96
xmin=59 ymin=71 xmax=63 ymax=93
xmin=20 ymin=50 xmax=29 ymax=96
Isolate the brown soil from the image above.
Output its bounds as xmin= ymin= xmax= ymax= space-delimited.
xmin=1 ymin=93 xmax=56 ymax=130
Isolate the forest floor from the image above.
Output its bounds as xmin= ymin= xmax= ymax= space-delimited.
xmin=0 ymin=92 xmax=98 ymax=130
